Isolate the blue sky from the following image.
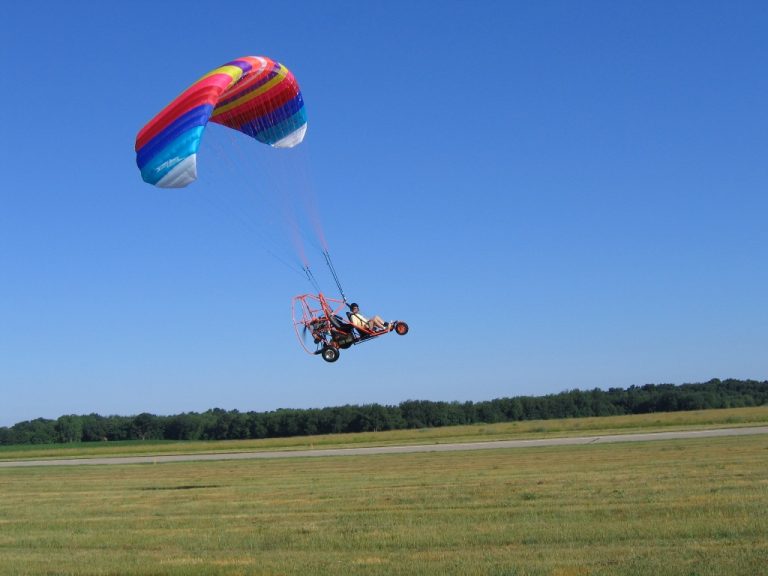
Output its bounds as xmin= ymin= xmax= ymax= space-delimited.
xmin=1 ymin=1 xmax=766 ymax=427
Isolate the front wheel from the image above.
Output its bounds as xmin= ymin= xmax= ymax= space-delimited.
xmin=321 ymin=346 xmax=340 ymax=363
xmin=394 ymin=321 xmax=409 ymax=335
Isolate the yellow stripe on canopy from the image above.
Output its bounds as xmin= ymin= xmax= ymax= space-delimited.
xmin=211 ymin=66 xmax=288 ymax=117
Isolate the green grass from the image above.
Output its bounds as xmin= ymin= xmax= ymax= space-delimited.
xmin=2 ymin=406 xmax=767 ymax=461
xmin=0 ymin=432 xmax=766 ymax=575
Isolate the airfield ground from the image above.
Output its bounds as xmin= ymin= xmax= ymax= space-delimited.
xmin=1 ymin=408 xmax=766 ymax=575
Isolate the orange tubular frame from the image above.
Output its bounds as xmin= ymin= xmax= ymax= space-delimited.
xmin=291 ymin=293 xmax=398 ymax=355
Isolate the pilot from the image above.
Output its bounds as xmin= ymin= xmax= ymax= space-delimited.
xmin=348 ymin=303 xmax=389 ymax=332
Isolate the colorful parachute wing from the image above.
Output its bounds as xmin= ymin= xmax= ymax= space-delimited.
xmin=135 ymin=56 xmax=307 ymax=188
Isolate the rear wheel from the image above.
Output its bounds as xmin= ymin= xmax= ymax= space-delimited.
xmin=321 ymin=346 xmax=340 ymax=363
xmin=394 ymin=321 xmax=409 ymax=335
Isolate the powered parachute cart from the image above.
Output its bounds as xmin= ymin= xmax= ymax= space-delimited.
xmin=292 ymin=293 xmax=409 ymax=362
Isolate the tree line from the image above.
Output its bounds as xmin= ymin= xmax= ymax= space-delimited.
xmin=1 ymin=378 xmax=765 ymax=446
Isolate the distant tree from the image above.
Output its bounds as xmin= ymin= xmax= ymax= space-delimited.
xmin=246 ymin=412 xmax=268 ymax=439
xmin=400 ymin=400 xmax=437 ymax=428
xmin=317 ymin=405 xmax=358 ymax=434
xmin=0 ymin=427 xmax=15 ymax=445
xmin=164 ymin=413 xmax=203 ymax=441
xmin=10 ymin=418 xmax=56 ymax=444
xmin=81 ymin=414 xmax=109 ymax=441
xmin=348 ymin=404 xmax=390 ymax=432
xmin=130 ymin=413 xmax=163 ymax=440
xmin=104 ymin=416 xmax=132 ymax=441
xmin=55 ymin=415 xmax=83 ymax=443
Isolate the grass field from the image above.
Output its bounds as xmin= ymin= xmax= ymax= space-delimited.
xmin=2 ymin=406 xmax=767 ymax=461
xmin=0 ymin=417 xmax=766 ymax=574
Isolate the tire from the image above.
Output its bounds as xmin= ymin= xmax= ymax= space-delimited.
xmin=394 ymin=321 xmax=409 ymax=335
xmin=321 ymin=346 xmax=340 ymax=363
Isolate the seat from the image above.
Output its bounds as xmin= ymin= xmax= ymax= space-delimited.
xmin=346 ymin=312 xmax=373 ymax=340
xmin=329 ymin=314 xmax=353 ymax=333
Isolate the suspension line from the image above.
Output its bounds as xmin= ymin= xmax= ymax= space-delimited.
xmin=303 ymin=265 xmax=322 ymax=294
xmin=323 ymin=250 xmax=346 ymax=302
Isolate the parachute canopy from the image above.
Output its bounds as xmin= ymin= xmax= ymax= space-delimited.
xmin=135 ymin=56 xmax=307 ymax=188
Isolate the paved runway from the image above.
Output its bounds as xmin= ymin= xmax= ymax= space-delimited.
xmin=1 ymin=426 xmax=766 ymax=468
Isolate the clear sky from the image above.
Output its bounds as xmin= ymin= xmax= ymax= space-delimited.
xmin=1 ymin=0 xmax=766 ymax=427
